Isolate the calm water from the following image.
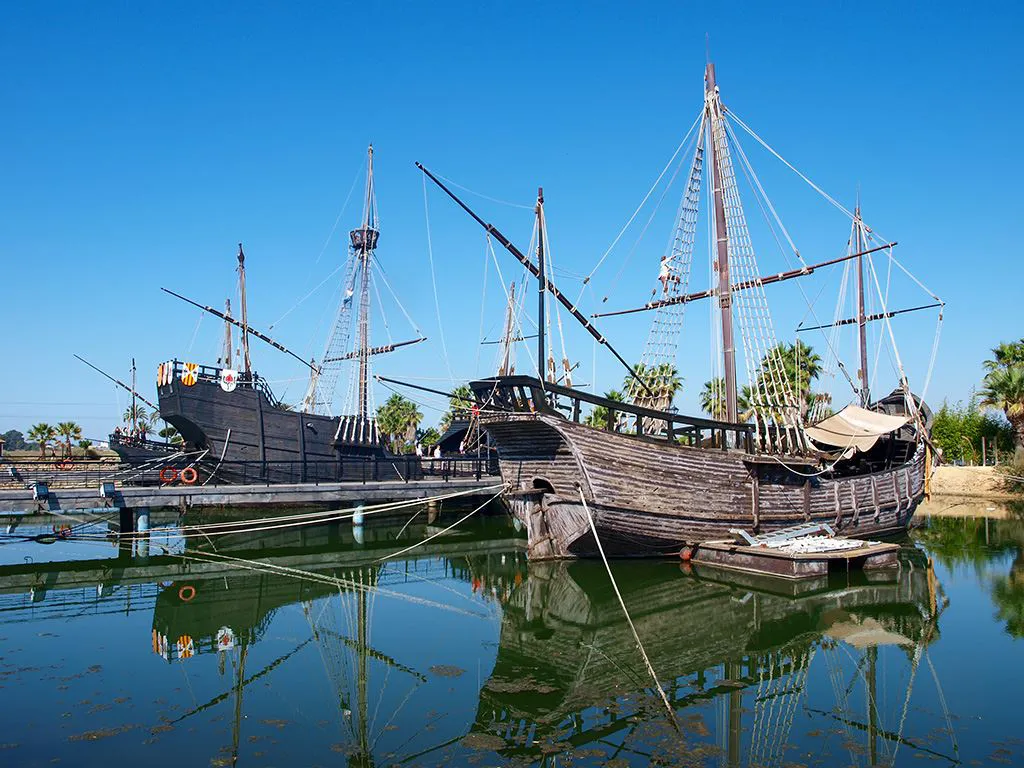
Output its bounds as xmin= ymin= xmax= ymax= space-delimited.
xmin=0 ymin=504 xmax=1021 ymax=767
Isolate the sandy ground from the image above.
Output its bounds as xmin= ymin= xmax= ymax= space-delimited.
xmin=917 ymin=465 xmax=1022 ymax=518
xmin=930 ymin=465 xmax=1017 ymax=499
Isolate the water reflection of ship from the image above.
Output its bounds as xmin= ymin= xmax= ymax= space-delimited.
xmin=149 ymin=541 xmax=528 ymax=766
xmin=473 ymin=550 xmax=949 ymax=765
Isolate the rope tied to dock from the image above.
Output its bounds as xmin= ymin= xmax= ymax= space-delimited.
xmin=375 ymin=486 xmax=507 ymax=562
xmin=576 ymin=486 xmax=679 ymax=731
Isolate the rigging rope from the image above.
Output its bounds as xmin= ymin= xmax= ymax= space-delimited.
xmin=577 ymin=108 xmax=704 ymax=303
xmin=422 ymin=174 xmax=455 ymax=383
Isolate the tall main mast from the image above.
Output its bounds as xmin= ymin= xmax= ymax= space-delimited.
xmin=706 ymin=63 xmax=738 ymax=423
xmin=536 ymin=188 xmax=547 ymax=382
xmin=237 ymin=244 xmax=252 ymax=375
xmin=352 ymin=145 xmax=379 ymax=421
xmin=854 ymin=202 xmax=870 ymax=406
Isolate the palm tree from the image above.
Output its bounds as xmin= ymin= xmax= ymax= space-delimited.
xmin=624 ymin=363 xmax=683 ymax=409
xmin=158 ymin=425 xmax=183 ymax=444
xmin=584 ymin=390 xmax=625 ymax=428
xmin=698 ymin=378 xmax=754 ymax=422
xmin=55 ymin=422 xmax=82 ymax=458
xmin=27 ymin=423 xmax=56 ymax=458
xmin=440 ymin=385 xmax=474 ymax=431
xmin=123 ymin=403 xmax=148 ymax=428
xmin=983 ymin=339 xmax=1024 ymax=372
xmin=699 ymin=379 xmax=727 ymax=421
xmin=751 ymin=341 xmax=822 ymax=421
xmin=376 ymin=394 xmax=423 ymax=452
xmin=980 ymin=365 xmax=1024 ymax=452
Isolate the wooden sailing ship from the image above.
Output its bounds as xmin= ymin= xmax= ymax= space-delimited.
xmin=156 ymin=146 xmax=425 ymax=482
xmin=418 ymin=61 xmax=941 ymax=558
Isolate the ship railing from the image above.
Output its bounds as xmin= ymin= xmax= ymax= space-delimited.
xmin=471 ymin=375 xmax=756 ymax=453
xmin=165 ymin=360 xmax=282 ymax=408
xmin=0 ymin=455 xmax=501 ymax=489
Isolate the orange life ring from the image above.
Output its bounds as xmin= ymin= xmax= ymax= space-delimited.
xmin=180 ymin=467 xmax=198 ymax=485
xmin=159 ymin=467 xmax=178 ymax=484
xmin=178 ymin=585 xmax=196 ymax=602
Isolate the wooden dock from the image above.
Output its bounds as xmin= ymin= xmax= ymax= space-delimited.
xmin=0 ymin=476 xmax=503 ymax=524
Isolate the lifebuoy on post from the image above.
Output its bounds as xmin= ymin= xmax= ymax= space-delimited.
xmin=180 ymin=467 xmax=198 ymax=485
xmin=159 ymin=467 xmax=178 ymax=484
xmin=178 ymin=585 xmax=196 ymax=602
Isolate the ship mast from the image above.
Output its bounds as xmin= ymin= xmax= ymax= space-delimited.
xmin=536 ymin=188 xmax=547 ymax=382
xmin=237 ymin=244 xmax=252 ymax=375
xmin=352 ymin=145 xmax=379 ymax=421
xmin=498 ymin=282 xmax=517 ymax=376
xmin=222 ymin=298 xmax=233 ymax=369
xmin=130 ymin=358 xmax=137 ymax=432
xmin=706 ymin=63 xmax=738 ymax=423
xmin=854 ymin=201 xmax=870 ymax=406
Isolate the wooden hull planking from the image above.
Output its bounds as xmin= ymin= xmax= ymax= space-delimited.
xmin=485 ymin=413 xmax=925 ymax=559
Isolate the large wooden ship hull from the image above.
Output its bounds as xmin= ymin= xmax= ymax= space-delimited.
xmin=492 ymin=413 xmax=925 ymax=559
xmin=473 ymin=378 xmax=927 ymax=559
xmin=158 ymin=362 xmax=402 ymax=484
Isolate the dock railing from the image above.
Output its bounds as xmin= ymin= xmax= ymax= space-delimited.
xmin=0 ymin=454 xmax=500 ymax=489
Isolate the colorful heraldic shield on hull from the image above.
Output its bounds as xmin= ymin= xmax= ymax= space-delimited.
xmin=219 ymin=369 xmax=238 ymax=393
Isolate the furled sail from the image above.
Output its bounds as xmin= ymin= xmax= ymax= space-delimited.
xmin=804 ymin=404 xmax=909 ymax=454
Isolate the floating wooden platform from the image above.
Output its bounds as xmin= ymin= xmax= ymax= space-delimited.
xmin=689 ymin=531 xmax=901 ymax=580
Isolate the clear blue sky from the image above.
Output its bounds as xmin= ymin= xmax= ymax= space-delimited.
xmin=1 ymin=1 xmax=1021 ymax=440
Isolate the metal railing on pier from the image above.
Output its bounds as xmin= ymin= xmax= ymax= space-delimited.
xmin=1 ymin=454 xmax=500 ymax=489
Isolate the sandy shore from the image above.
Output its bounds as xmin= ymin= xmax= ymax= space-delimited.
xmin=915 ymin=465 xmax=1021 ymax=518
xmin=930 ymin=465 xmax=1018 ymax=500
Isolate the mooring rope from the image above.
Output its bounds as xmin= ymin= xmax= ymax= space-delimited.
xmin=67 ymin=484 xmax=506 ymax=543
xmin=375 ymin=487 xmax=506 ymax=562
xmin=577 ymin=487 xmax=679 ymax=730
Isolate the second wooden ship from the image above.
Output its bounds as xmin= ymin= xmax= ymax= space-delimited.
xmin=155 ymin=146 xmax=426 ymax=483
xmin=418 ymin=60 xmax=942 ymax=558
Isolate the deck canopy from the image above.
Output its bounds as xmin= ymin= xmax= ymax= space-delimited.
xmin=805 ymin=404 xmax=910 ymax=454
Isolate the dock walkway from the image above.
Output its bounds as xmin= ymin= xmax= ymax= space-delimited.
xmin=0 ymin=477 xmax=503 ymax=522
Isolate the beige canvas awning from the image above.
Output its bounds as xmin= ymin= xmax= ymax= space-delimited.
xmin=805 ymin=404 xmax=909 ymax=454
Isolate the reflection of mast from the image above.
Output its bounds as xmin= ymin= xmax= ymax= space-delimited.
xmin=725 ymin=660 xmax=742 ymax=767
xmin=355 ymin=585 xmax=372 ymax=766
xmin=867 ymin=645 xmax=879 ymax=766
xmin=230 ymin=640 xmax=249 ymax=767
